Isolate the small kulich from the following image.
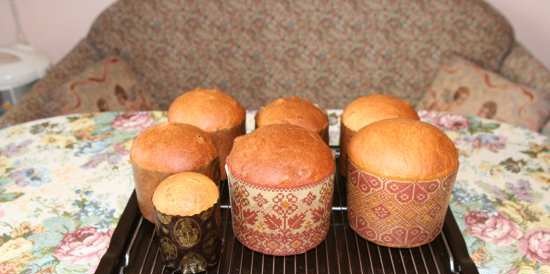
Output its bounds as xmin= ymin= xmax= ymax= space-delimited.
xmin=226 ymin=124 xmax=335 ymax=256
xmin=152 ymin=172 xmax=222 ymax=274
xmin=168 ymin=88 xmax=246 ymax=180
xmin=339 ymin=93 xmax=419 ymax=177
xmin=347 ymin=118 xmax=458 ymax=248
xmin=130 ymin=123 xmax=219 ymax=223
xmin=255 ymin=96 xmax=329 ymax=144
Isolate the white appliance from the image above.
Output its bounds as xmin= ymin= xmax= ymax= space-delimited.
xmin=0 ymin=0 xmax=50 ymax=112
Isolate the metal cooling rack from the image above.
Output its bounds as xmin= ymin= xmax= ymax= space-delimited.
xmin=98 ymin=163 xmax=477 ymax=274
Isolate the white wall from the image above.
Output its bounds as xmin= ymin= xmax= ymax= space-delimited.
xmin=0 ymin=0 xmax=549 ymax=68
xmin=0 ymin=0 xmax=115 ymax=63
xmin=486 ymin=0 xmax=550 ymax=69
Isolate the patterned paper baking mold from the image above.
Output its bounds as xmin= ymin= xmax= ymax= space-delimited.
xmin=226 ymin=165 xmax=335 ymax=256
xmin=347 ymin=160 xmax=457 ymax=248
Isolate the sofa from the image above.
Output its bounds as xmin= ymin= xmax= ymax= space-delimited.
xmin=1 ymin=0 xmax=549 ymax=129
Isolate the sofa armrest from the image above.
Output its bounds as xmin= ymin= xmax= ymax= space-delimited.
xmin=500 ymin=42 xmax=550 ymax=94
xmin=0 ymin=39 xmax=102 ymax=128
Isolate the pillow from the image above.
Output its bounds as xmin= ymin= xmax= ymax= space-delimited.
xmin=419 ymin=57 xmax=550 ymax=132
xmin=57 ymin=57 xmax=154 ymax=114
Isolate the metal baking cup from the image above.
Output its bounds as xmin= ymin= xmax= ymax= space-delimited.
xmin=154 ymin=202 xmax=222 ymax=273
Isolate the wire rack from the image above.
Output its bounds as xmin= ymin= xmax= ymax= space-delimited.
xmin=97 ymin=161 xmax=477 ymax=274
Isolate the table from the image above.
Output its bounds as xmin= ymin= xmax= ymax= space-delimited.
xmin=0 ymin=111 xmax=548 ymax=274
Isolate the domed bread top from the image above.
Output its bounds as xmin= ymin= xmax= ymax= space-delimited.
xmin=153 ymin=172 xmax=219 ymax=216
xmin=342 ymin=94 xmax=419 ymax=132
xmin=348 ymin=118 xmax=458 ymax=180
xmin=130 ymin=123 xmax=217 ymax=173
xmin=226 ymin=124 xmax=335 ymax=187
xmin=168 ymin=88 xmax=246 ymax=131
xmin=256 ymin=96 xmax=328 ymax=133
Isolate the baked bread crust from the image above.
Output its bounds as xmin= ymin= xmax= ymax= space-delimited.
xmin=256 ymin=96 xmax=329 ymax=141
xmin=227 ymin=124 xmax=334 ymax=187
xmin=168 ymin=88 xmax=245 ymax=131
xmin=339 ymin=94 xmax=419 ymax=176
xmin=348 ymin=118 xmax=458 ymax=180
xmin=153 ymin=172 xmax=219 ymax=217
xmin=342 ymin=94 xmax=419 ymax=132
xmin=130 ymin=123 xmax=217 ymax=173
xmin=168 ymin=88 xmax=245 ymax=179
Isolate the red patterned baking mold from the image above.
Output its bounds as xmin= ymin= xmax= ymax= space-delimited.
xmin=226 ymin=166 xmax=334 ymax=256
xmin=347 ymin=161 xmax=457 ymax=248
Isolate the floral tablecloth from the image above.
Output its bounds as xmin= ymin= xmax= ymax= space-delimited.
xmin=0 ymin=111 xmax=548 ymax=274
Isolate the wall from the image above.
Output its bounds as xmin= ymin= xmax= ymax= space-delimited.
xmin=0 ymin=0 xmax=549 ymax=69
xmin=0 ymin=0 xmax=114 ymax=63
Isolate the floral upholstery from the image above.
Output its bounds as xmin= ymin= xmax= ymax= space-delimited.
xmin=500 ymin=42 xmax=550 ymax=98
xmin=32 ymin=40 xmax=102 ymax=96
xmin=0 ymin=55 xmax=155 ymax=128
xmin=52 ymin=57 xmax=154 ymax=114
xmin=419 ymin=57 xmax=550 ymax=132
xmin=4 ymin=0 xmax=550 ymax=128
xmin=0 ymin=39 xmax=102 ymax=128
xmin=86 ymin=0 xmax=513 ymax=110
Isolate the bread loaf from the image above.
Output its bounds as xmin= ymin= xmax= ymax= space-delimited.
xmin=168 ymin=88 xmax=245 ymax=179
xmin=339 ymin=94 xmax=418 ymax=176
xmin=346 ymin=118 xmax=458 ymax=248
xmin=130 ymin=123 xmax=218 ymax=223
xmin=226 ymin=124 xmax=335 ymax=255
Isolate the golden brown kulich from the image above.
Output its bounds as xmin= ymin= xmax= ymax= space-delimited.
xmin=226 ymin=124 xmax=336 ymax=255
xmin=255 ymin=96 xmax=329 ymax=143
xmin=152 ymin=172 xmax=221 ymax=272
xmin=227 ymin=124 xmax=334 ymax=187
xmin=346 ymin=118 xmax=459 ymax=248
xmin=339 ymin=93 xmax=419 ymax=176
xmin=130 ymin=122 xmax=218 ymax=223
xmin=347 ymin=118 xmax=458 ymax=180
xmin=153 ymin=172 xmax=219 ymax=217
xmin=168 ymin=88 xmax=246 ymax=180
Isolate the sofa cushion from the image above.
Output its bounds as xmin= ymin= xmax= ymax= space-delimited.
xmin=0 ymin=39 xmax=106 ymax=128
xmin=419 ymin=57 xmax=550 ymax=132
xmin=87 ymin=0 xmax=514 ymax=109
xmin=56 ymin=57 xmax=154 ymax=114
xmin=500 ymin=42 xmax=550 ymax=97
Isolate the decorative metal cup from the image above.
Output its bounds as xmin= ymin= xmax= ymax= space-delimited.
xmin=154 ymin=203 xmax=222 ymax=273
